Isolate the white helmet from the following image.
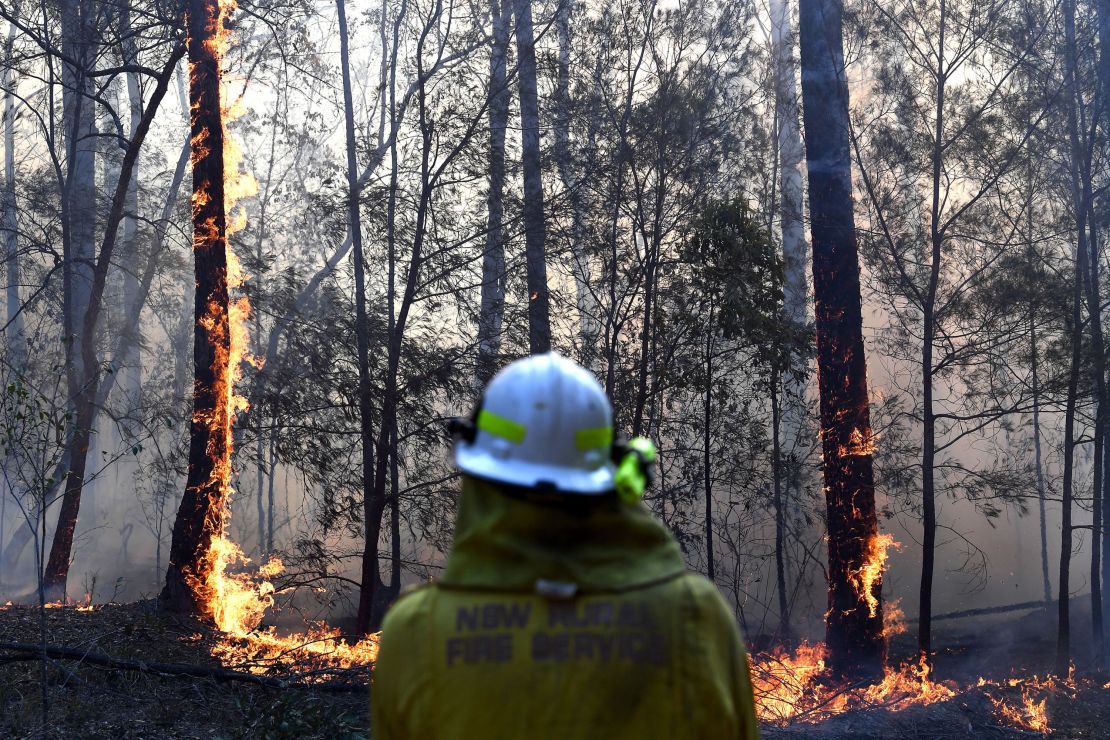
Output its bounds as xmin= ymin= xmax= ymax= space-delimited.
xmin=453 ymin=352 xmax=616 ymax=494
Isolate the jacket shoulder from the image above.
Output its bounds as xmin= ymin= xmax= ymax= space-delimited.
xmin=672 ymin=573 xmax=746 ymax=641
xmin=381 ymin=582 xmax=436 ymax=631
xmin=674 ymin=571 xmax=733 ymax=608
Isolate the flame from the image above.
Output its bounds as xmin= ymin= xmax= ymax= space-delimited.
xmin=198 ymin=534 xmax=380 ymax=679
xmin=180 ymin=0 xmax=370 ymax=682
xmin=751 ymin=643 xmax=1087 ymax=733
xmin=750 ymin=643 xmax=956 ymax=725
xmin=977 ymin=668 xmax=1076 ymax=734
xmin=882 ymin=599 xmax=906 ymax=639
xmin=851 ymin=533 xmax=899 ymax=618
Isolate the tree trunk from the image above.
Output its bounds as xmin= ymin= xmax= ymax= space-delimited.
xmin=797 ymin=0 xmax=885 ymax=679
xmin=2 ymin=20 xmax=24 ymax=369
xmin=1031 ymin=310 xmax=1051 ymax=605
xmin=1 ymin=21 xmax=22 ymax=588
xmin=771 ymin=0 xmax=810 ymax=515
xmin=553 ymin=1 xmax=599 ymax=360
xmin=44 ymin=0 xmax=98 ymax=600
xmin=918 ymin=0 xmax=948 ymax=659
xmin=475 ymin=0 xmax=511 ymax=385
xmin=1057 ymin=0 xmax=1086 ymax=674
xmin=772 ymin=367 xmax=791 ymax=639
xmin=118 ymin=0 xmax=144 ymax=428
xmin=512 ymin=0 xmax=551 ymax=354
xmin=337 ymin=0 xmax=381 ymax=635
xmin=266 ymin=429 xmax=276 ymax=553
xmin=704 ymin=302 xmax=714 ymax=582
xmin=1097 ymin=0 xmax=1110 ymax=646
xmin=1085 ymin=209 xmax=1105 ymax=667
xmin=601 ymin=16 xmax=652 ymax=396
xmin=162 ymin=0 xmax=233 ymax=615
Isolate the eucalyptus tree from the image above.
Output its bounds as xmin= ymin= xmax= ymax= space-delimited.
xmin=798 ymin=0 xmax=884 ymax=678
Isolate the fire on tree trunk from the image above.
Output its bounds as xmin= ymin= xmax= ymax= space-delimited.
xmin=162 ymin=0 xmax=233 ymax=616
xmin=798 ymin=0 xmax=885 ymax=679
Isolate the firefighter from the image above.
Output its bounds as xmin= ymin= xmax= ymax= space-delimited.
xmin=372 ymin=352 xmax=760 ymax=739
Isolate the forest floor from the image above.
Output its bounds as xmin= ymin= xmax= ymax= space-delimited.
xmin=0 ymin=601 xmax=368 ymax=739
xmin=0 ymin=599 xmax=1108 ymax=738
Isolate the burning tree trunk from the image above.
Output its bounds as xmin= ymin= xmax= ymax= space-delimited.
xmin=797 ymin=0 xmax=885 ymax=679
xmin=162 ymin=0 xmax=235 ymax=615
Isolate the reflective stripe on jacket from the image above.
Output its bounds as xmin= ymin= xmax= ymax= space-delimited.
xmin=372 ymin=475 xmax=760 ymax=740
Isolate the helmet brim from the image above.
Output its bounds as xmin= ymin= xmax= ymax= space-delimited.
xmin=455 ymin=442 xmax=615 ymax=495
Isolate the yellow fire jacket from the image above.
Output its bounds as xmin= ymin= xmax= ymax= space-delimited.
xmin=372 ymin=476 xmax=760 ymax=740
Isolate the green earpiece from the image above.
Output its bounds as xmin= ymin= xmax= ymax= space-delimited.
xmin=614 ymin=437 xmax=657 ymax=504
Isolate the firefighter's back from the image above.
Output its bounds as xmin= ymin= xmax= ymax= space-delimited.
xmin=372 ymin=571 xmax=758 ymax=740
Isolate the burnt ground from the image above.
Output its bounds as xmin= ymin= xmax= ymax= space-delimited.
xmin=0 ymin=600 xmax=1107 ymax=738
xmin=0 ymin=601 xmax=369 ymax=739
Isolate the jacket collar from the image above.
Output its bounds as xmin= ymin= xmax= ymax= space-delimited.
xmin=439 ymin=475 xmax=687 ymax=593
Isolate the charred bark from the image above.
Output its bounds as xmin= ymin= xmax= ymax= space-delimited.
xmin=798 ymin=0 xmax=884 ymax=679
xmin=162 ymin=0 xmax=232 ymax=615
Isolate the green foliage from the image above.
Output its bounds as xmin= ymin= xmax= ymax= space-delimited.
xmin=686 ymin=198 xmax=811 ymax=382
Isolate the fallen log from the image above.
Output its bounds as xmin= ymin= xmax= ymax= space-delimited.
xmin=0 ymin=641 xmax=367 ymax=693
xmin=906 ymin=598 xmax=1077 ymax=623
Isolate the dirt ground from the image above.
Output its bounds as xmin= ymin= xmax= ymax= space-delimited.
xmin=1 ymin=600 xmax=1109 ymax=738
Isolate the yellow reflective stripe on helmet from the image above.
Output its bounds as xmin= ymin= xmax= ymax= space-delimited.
xmin=575 ymin=426 xmax=613 ymax=450
xmin=477 ymin=410 xmax=526 ymax=444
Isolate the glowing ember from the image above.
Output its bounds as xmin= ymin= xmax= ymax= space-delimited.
xmin=837 ymin=426 xmax=878 ymax=457
xmin=38 ymin=593 xmax=96 ymax=611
